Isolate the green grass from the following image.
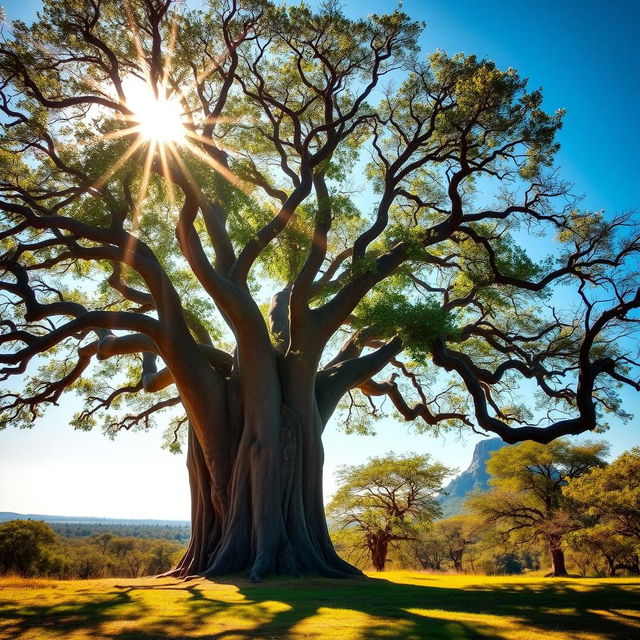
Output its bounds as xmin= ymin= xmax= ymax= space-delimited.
xmin=1 ymin=571 xmax=639 ymax=639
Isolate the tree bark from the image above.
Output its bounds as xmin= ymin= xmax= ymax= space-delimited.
xmin=604 ymin=554 xmax=617 ymax=577
xmin=548 ymin=536 xmax=568 ymax=577
xmin=165 ymin=356 xmax=361 ymax=582
xmin=368 ymin=535 xmax=389 ymax=571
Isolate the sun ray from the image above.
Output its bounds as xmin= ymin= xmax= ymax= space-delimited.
xmin=158 ymin=141 xmax=176 ymax=210
xmin=179 ymin=138 xmax=253 ymax=196
xmin=78 ymin=125 xmax=143 ymax=146
xmin=182 ymin=128 xmax=244 ymax=153
xmin=162 ymin=8 xmax=180 ymax=91
xmin=181 ymin=138 xmax=280 ymax=216
xmin=164 ymin=142 xmax=201 ymax=195
xmin=90 ymin=137 xmax=145 ymax=192
xmin=197 ymin=50 xmax=231 ymax=86
xmin=123 ymin=0 xmax=149 ymax=81
xmin=133 ymin=139 xmax=156 ymax=226
xmin=120 ymin=140 xmax=156 ymax=278
xmin=79 ymin=1 xmax=280 ymax=252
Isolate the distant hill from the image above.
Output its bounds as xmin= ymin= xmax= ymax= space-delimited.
xmin=438 ymin=437 xmax=507 ymax=517
xmin=0 ymin=512 xmax=189 ymax=526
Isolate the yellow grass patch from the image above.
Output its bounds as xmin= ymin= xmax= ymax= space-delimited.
xmin=1 ymin=572 xmax=638 ymax=639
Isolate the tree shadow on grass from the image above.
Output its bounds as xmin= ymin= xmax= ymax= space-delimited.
xmin=0 ymin=588 xmax=142 ymax=640
xmin=222 ymin=576 xmax=640 ymax=640
xmin=1 ymin=575 xmax=639 ymax=640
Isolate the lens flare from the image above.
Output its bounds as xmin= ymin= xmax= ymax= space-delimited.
xmin=123 ymin=78 xmax=187 ymax=144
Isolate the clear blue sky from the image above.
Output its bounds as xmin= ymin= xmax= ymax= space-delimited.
xmin=1 ymin=0 xmax=639 ymax=520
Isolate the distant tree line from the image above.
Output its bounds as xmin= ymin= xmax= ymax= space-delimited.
xmin=329 ymin=443 xmax=640 ymax=577
xmin=50 ymin=522 xmax=190 ymax=543
xmin=0 ymin=520 xmax=185 ymax=578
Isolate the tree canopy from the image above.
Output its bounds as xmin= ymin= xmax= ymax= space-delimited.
xmin=0 ymin=0 xmax=639 ymax=579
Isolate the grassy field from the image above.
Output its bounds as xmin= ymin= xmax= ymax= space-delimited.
xmin=1 ymin=571 xmax=639 ymax=640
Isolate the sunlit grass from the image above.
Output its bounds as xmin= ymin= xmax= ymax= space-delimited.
xmin=1 ymin=571 xmax=639 ymax=639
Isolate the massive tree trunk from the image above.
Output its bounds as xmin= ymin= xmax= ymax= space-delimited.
xmin=167 ymin=352 xmax=361 ymax=582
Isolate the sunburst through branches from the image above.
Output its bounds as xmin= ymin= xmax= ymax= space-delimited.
xmin=123 ymin=78 xmax=187 ymax=145
xmin=82 ymin=0 xmax=257 ymax=230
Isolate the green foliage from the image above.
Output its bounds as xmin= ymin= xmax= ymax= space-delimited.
xmin=0 ymin=520 xmax=58 ymax=576
xmin=467 ymin=439 xmax=609 ymax=574
xmin=354 ymin=292 xmax=457 ymax=363
xmin=427 ymin=515 xmax=478 ymax=571
xmin=485 ymin=439 xmax=609 ymax=496
xmin=335 ymin=388 xmax=383 ymax=436
xmin=0 ymin=520 xmax=186 ymax=579
xmin=564 ymin=447 xmax=640 ymax=542
xmin=427 ymin=51 xmax=564 ymax=180
xmin=328 ymin=452 xmax=450 ymax=569
xmin=566 ymin=525 xmax=639 ymax=577
xmin=50 ymin=521 xmax=190 ymax=543
xmin=329 ymin=444 xmax=640 ymax=578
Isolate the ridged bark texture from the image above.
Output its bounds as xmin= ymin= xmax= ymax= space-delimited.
xmin=166 ymin=363 xmax=361 ymax=582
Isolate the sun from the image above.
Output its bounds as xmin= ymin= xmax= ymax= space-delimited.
xmin=122 ymin=77 xmax=187 ymax=144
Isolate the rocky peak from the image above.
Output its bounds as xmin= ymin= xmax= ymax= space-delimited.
xmin=438 ymin=437 xmax=507 ymax=517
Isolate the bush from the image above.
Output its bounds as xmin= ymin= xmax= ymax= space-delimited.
xmin=0 ymin=520 xmax=59 ymax=576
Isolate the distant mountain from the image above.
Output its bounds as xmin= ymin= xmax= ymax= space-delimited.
xmin=0 ymin=512 xmax=189 ymax=526
xmin=438 ymin=437 xmax=507 ymax=517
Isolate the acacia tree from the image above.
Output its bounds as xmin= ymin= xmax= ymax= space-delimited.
xmin=567 ymin=527 xmax=638 ymax=577
xmin=1 ymin=0 xmax=639 ymax=581
xmin=468 ymin=439 xmax=608 ymax=576
xmin=327 ymin=453 xmax=448 ymax=571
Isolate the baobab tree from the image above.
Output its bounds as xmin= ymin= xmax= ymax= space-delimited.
xmin=1 ymin=0 xmax=639 ymax=581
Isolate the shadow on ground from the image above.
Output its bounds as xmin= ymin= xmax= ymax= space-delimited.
xmin=1 ymin=573 xmax=639 ymax=640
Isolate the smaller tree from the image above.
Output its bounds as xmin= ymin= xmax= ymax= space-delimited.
xmin=435 ymin=515 xmax=478 ymax=572
xmin=564 ymin=447 xmax=640 ymax=542
xmin=327 ymin=453 xmax=449 ymax=571
xmin=567 ymin=526 xmax=638 ymax=576
xmin=467 ymin=439 xmax=608 ymax=576
xmin=146 ymin=540 xmax=184 ymax=575
xmin=408 ymin=528 xmax=448 ymax=571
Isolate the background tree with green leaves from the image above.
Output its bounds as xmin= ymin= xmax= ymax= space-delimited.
xmin=1 ymin=0 xmax=639 ymax=580
xmin=327 ymin=452 xmax=448 ymax=571
xmin=468 ymin=439 xmax=608 ymax=576
xmin=0 ymin=519 xmax=59 ymax=576
xmin=431 ymin=514 xmax=478 ymax=573
xmin=566 ymin=526 xmax=638 ymax=577
xmin=564 ymin=447 xmax=640 ymax=574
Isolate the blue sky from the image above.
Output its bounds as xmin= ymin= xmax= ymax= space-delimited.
xmin=1 ymin=0 xmax=639 ymax=520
